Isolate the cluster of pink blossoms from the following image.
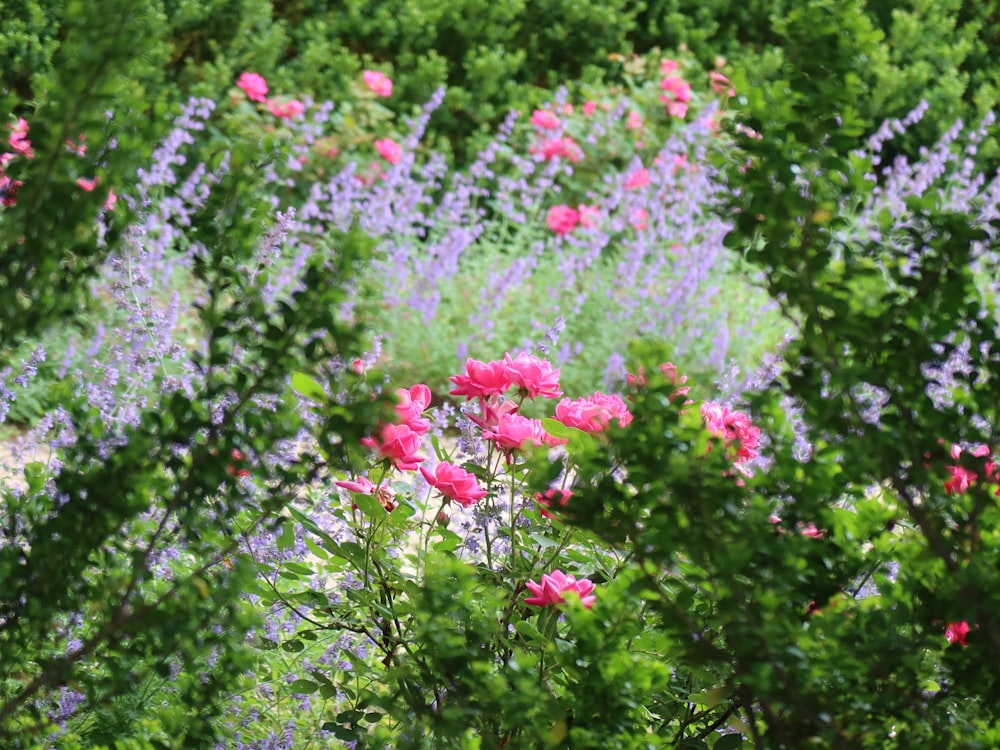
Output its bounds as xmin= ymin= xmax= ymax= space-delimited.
xmin=659 ymin=59 xmax=692 ymax=118
xmin=700 ymin=401 xmax=762 ymax=463
xmin=546 ymin=203 xmax=600 ymax=235
xmin=236 ymin=71 xmax=306 ymax=120
xmin=941 ymin=442 xmax=1000 ymax=497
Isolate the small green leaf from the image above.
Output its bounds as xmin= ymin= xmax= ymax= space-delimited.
xmin=292 ymin=371 xmax=327 ymax=403
xmin=288 ymin=679 xmax=320 ymax=694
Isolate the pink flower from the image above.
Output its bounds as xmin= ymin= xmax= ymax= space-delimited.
xmin=798 ymin=522 xmax=826 ymax=539
xmin=466 ymin=396 xmax=519 ymax=432
xmin=1 ymin=176 xmax=23 ymax=207
xmin=709 ymin=70 xmax=735 ymax=97
xmin=944 ymin=465 xmax=978 ymax=495
xmin=483 ymin=413 xmax=546 ymax=452
xmin=395 ymin=384 xmax=432 ymax=433
xmin=9 ymin=117 xmax=33 ymax=158
xmin=629 ymin=208 xmax=648 ymax=230
xmin=375 ymin=138 xmax=402 ymax=164
xmin=530 ymin=109 xmax=561 ymax=130
xmin=660 ymin=76 xmax=692 ymax=119
xmin=546 ymin=204 xmax=580 ymax=235
xmin=626 ymin=110 xmax=643 ymax=130
xmin=335 ymin=476 xmax=376 ymax=494
xmin=536 ymin=488 xmax=573 ymax=519
xmin=76 ymin=177 xmax=98 ymax=192
xmin=578 ymin=204 xmax=600 ymax=229
xmin=361 ymin=423 xmax=424 ymax=470
xmin=267 ymin=98 xmax=306 ymax=119
xmin=945 ymin=620 xmax=971 ymax=646
xmin=525 ymin=569 xmax=596 ymax=609
xmin=660 ymin=59 xmax=679 ymax=75
xmin=701 ymin=401 xmax=761 ymax=462
xmin=104 ymin=189 xmax=117 ymax=212
xmin=65 ymin=135 xmax=86 ymax=156
xmin=555 ymin=392 xmax=632 ymax=433
xmin=530 ymin=136 xmax=582 ymax=163
xmin=237 ymin=72 xmax=269 ymax=102
xmin=449 ymin=359 xmax=512 ymax=400
xmin=582 ymin=101 xmax=598 ymax=116
xmin=419 ymin=461 xmax=488 ymax=507
xmin=503 ymin=352 xmax=562 ymax=399
xmin=363 ymin=70 xmax=393 ymax=97
xmin=625 ymin=168 xmax=650 ymax=190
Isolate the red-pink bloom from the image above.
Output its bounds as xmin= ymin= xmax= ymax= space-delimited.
xmin=536 ymin=488 xmax=573 ymax=519
xmin=555 ymin=392 xmax=632 ymax=433
xmin=466 ymin=396 xmax=520 ymax=432
xmin=65 ymin=135 xmax=86 ymax=156
xmin=578 ymin=203 xmax=600 ymax=229
xmin=9 ymin=117 xmax=33 ymax=158
xmin=237 ymin=72 xmax=269 ymax=102
xmin=530 ymin=136 xmax=582 ymax=162
xmin=546 ymin=204 xmax=580 ymax=235
xmin=530 ymin=109 xmax=561 ymax=130
xmin=626 ymin=110 xmax=643 ymax=130
xmin=76 ymin=177 xmax=98 ymax=192
xmin=625 ymin=168 xmax=650 ymax=190
xmin=660 ymin=59 xmax=679 ymax=75
xmin=483 ymin=413 xmax=546 ymax=452
xmin=944 ymin=465 xmax=978 ymax=495
xmin=1 ymin=176 xmax=22 ymax=207
xmin=945 ymin=620 xmax=971 ymax=646
xmin=503 ymin=352 xmax=562 ymax=399
xmin=798 ymin=522 xmax=825 ymax=539
xmin=709 ymin=70 xmax=735 ymax=96
xmin=375 ymin=138 xmax=402 ymax=164
xmin=629 ymin=208 xmax=648 ymax=230
xmin=582 ymin=100 xmax=598 ymax=116
xmin=335 ymin=476 xmax=376 ymax=494
xmin=420 ymin=461 xmax=488 ymax=507
xmin=701 ymin=401 xmax=761 ymax=462
xmin=361 ymin=423 xmax=424 ymax=470
xmin=525 ymin=569 xmax=596 ymax=609
xmin=267 ymin=98 xmax=306 ymax=119
xmin=363 ymin=70 xmax=393 ymax=97
xmin=449 ymin=359 xmax=512 ymax=400
xmin=395 ymin=384 xmax=432 ymax=433
xmin=660 ymin=76 xmax=692 ymax=119
xmin=104 ymin=189 xmax=117 ymax=212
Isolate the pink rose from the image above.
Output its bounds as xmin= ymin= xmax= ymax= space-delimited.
xmin=267 ymin=99 xmax=306 ymax=119
xmin=361 ymin=422 xmax=424 ymax=470
xmin=363 ymin=70 xmax=393 ymax=97
xmin=582 ymin=101 xmax=598 ymax=116
xmin=375 ymin=138 xmax=402 ymax=164
xmin=660 ymin=59 xmax=679 ymax=75
xmin=529 ymin=136 xmax=582 ymax=163
xmin=701 ymin=402 xmax=761 ymax=462
xmin=709 ymin=70 xmax=735 ymax=97
xmin=944 ymin=465 xmax=977 ymax=495
xmin=0 ymin=176 xmax=22 ymax=207
xmin=419 ymin=461 xmax=487 ymax=507
xmin=525 ymin=569 xmax=596 ymax=609
xmin=9 ymin=117 xmax=33 ymax=158
xmin=629 ymin=208 xmax=648 ymax=230
xmin=578 ymin=203 xmax=600 ymax=229
xmin=536 ymin=488 xmax=573 ymax=520
xmin=237 ymin=72 xmax=269 ymax=103
xmin=555 ymin=392 xmax=632 ymax=433
xmin=530 ymin=109 xmax=561 ymax=130
xmin=660 ymin=76 xmax=692 ymax=119
xmin=104 ymin=189 xmax=117 ymax=212
xmin=546 ymin=204 xmax=580 ymax=235
xmin=625 ymin=168 xmax=650 ymax=190
xmin=945 ymin=620 xmax=971 ymax=646
xmin=483 ymin=413 xmax=546 ymax=453
xmin=76 ymin=177 xmax=98 ymax=192
xmin=395 ymin=384 xmax=432 ymax=434
xmin=449 ymin=359 xmax=512 ymax=400
xmin=503 ymin=352 xmax=562 ymax=399
xmin=626 ymin=110 xmax=643 ymax=130
xmin=466 ymin=396 xmax=519 ymax=432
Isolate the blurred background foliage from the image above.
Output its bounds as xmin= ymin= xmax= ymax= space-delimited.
xmin=2 ymin=0 xmax=998 ymax=166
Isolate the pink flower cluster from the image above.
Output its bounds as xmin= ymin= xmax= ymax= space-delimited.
xmin=701 ymin=401 xmax=761 ymax=463
xmin=530 ymin=109 xmax=561 ymax=130
xmin=659 ymin=59 xmax=692 ymax=119
xmin=546 ymin=203 xmax=600 ymax=235
xmin=942 ymin=442 xmax=999 ymax=496
xmin=525 ymin=569 xmax=596 ymax=609
xmin=529 ymin=135 xmax=582 ymax=163
xmin=1 ymin=117 xmax=33 ymax=207
xmin=236 ymin=71 xmax=305 ymax=120
xmin=360 ymin=384 xmax=432 ymax=471
xmin=555 ymin=392 xmax=632 ymax=433
xmin=363 ymin=70 xmax=393 ymax=98
xmin=945 ymin=620 xmax=971 ymax=646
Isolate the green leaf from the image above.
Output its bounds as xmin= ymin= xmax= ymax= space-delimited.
xmin=288 ymin=679 xmax=320 ymax=694
xmin=291 ymin=371 xmax=327 ymax=403
xmin=714 ymin=734 xmax=744 ymax=750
